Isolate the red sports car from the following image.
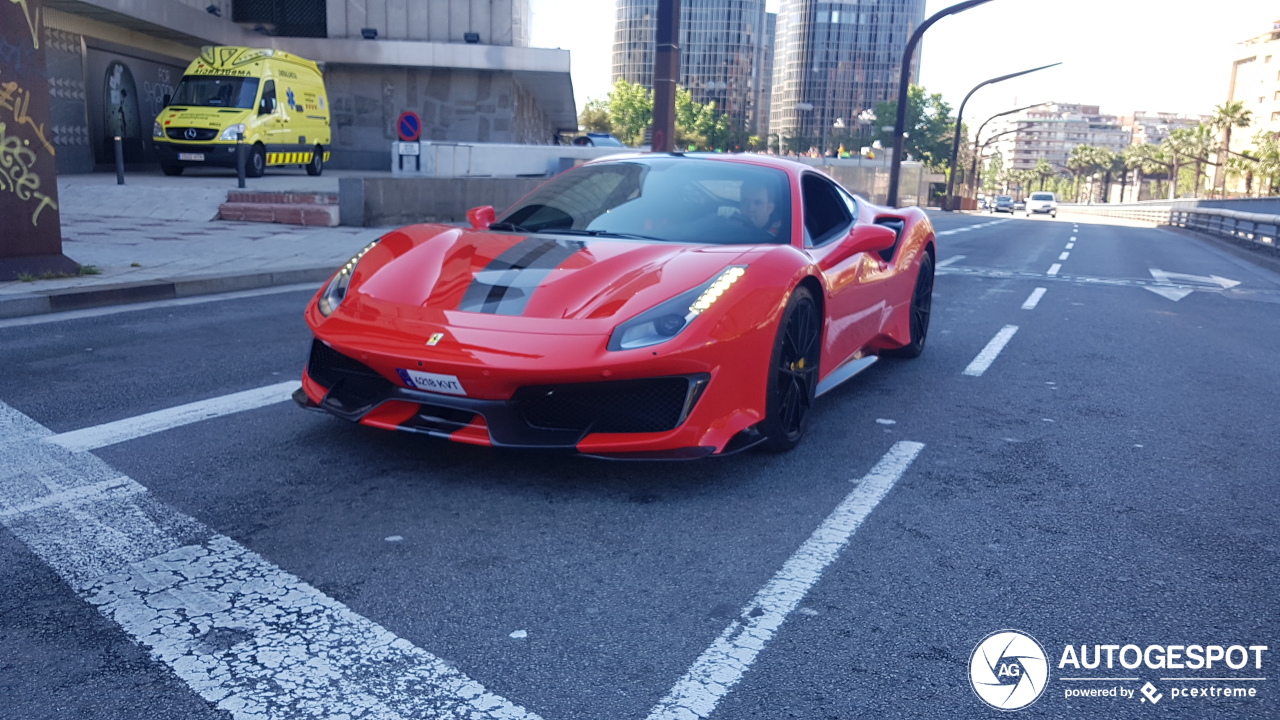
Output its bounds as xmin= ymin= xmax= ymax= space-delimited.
xmin=295 ymin=153 xmax=935 ymax=458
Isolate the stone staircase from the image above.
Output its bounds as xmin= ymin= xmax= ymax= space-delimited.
xmin=217 ymin=191 xmax=340 ymax=226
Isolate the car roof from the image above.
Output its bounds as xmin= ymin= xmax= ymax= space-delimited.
xmin=581 ymin=151 xmax=812 ymax=176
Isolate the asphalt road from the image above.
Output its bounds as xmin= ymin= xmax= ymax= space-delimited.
xmin=2 ymin=213 xmax=1278 ymax=719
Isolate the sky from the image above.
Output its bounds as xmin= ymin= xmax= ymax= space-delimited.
xmin=529 ymin=0 xmax=1277 ymax=128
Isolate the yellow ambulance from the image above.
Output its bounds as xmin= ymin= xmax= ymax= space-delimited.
xmin=152 ymin=46 xmax=331 ymax=177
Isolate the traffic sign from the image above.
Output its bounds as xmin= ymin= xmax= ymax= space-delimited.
xmin=397 ymin=111 xmax=422 ymax=142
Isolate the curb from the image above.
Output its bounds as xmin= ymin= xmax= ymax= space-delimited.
xmin=1161 ymin=226 xmax=1280 ymax=278
xmin=0 ymin=267 xmax=335 ymax=320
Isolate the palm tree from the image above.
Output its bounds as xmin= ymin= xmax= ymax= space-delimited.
xmin=1033 ymin=158 xmax=1054 ymax=191
xmin=1066 ymin=145 xmax=1099 ymax=202
xmin=1210 ymin=101 xmax=1252 ymax=195
xmin=1123 ymin=144 xmax=1169 ymax=200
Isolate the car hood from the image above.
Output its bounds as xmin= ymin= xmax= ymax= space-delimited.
xmin=351 ymin=225 xmax=753 ymax=326
xmin=157 ymin=107 xmax=250 ymax=129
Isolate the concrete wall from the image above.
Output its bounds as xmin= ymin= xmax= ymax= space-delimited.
xmin=339 ymin=176 xmax=546 ymax=226
xmin=326 ymin=0 xmax=528 ymax=45
xmin=325 ymin=66 xmax=557 ymax=170
xmin=390 ymin=142 xmax=630 ymax=177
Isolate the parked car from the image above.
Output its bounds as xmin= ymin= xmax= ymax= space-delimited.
xmin=990 ymin=195 xmax=1015 ymax=213
xmin=1025 ymin=191 xmax=1058 ymax=217
xmin=1014 ymin=198 xmax=1026 ymax=212
xmin=296 ymin=154 xmax=937 ymax=457
xmin=571 ymin=133 xmax=625 ymax=147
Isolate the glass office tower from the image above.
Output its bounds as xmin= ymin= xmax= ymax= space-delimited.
xmin=769 ymin=0 xmax=925 ymax=151
xmin=613 ymin=0 xmax=770 ymax=134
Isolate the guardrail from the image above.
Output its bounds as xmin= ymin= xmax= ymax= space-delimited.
xmin=1169 ymin=207 xmax=1280 ymax=255
xmin=1057 ymin=202 xmax=1280 ymax=256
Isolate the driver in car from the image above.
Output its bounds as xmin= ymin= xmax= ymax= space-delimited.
xmin=738 ymin=181 xmax=782 ymax=237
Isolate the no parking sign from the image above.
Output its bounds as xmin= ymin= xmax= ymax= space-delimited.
xmin=397 ymin=111 xmax=422 ymax=142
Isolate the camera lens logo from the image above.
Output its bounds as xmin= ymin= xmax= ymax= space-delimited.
xmin=969 ymin=630 xmax=1050 ymax=711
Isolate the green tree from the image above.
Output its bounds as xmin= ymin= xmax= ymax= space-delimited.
xmin=1033 ymin=158 xmax=1055 ymax=191
xmin=606 ymin=79 xmax=654 ymax=146
xmin=872 ymin=85 xmax=956 ymax=170
xmin=1210 ymin=100 xmax=1253 ymax=195
xmin=578 ymin=97 xmax=612 ymax=134
xmin=982 ymin=151 xmax=1004 ymax=194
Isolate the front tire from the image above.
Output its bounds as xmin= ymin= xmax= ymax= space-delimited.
xmin=883 ymin=252 xmax=934 ymax=359
xmin=160 ymin=162 xmax=183 ymax=176
xmin=306 ymin=145 xmax=324 ymax=176
xmin=761 ymin=286 xmax=821 ymax=453
xmin=246 ymin=143 xmax=266 ymax=178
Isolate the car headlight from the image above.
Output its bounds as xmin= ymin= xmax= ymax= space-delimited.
xmin=218 ymin=123 xmax=246 ymax=141
xmin=153 ymin=121 xmax=164 ymax=139
xmin=608 ymin=266 xmax=746 ymax=351
xmin=317 ymin=239 xmax=380 ymax=317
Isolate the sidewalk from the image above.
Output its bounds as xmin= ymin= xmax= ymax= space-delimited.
xmin=1 ymin=169 xmax=392 ymax=319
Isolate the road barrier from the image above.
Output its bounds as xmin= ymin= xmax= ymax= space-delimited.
xmin=1059 ymin=202 xmax=1280 ymax=256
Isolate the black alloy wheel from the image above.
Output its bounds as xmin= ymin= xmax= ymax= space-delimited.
xmin=884 ymin=252 xmax=934 ymax=359
xmin=306 ymin=145 xmax=324 ymax=176
xmin=762 ymin=286 xmax=821 ymax=452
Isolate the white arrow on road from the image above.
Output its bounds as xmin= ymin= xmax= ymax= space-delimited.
xmin=1144 ymin=268 xmax=1241 ymax=301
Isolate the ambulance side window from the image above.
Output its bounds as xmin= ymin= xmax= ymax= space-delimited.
xmin=259 ymin=81 xmax=277 ymax=115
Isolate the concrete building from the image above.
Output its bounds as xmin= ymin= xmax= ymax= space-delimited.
xmin=991 ymin=103 xmax=1131 ymax=173
xmin=612 ymin=0 xmax=771 ymax=135
xmin=32 ymin=0 xmax=576 ymax=173
xmin=769 ymin=0 xmax=924 ymax=152
xmin=1120 ymin=111 xmax=1209 ymax=146
xmin=1219 ymin=20 xmax=1280 ymax=194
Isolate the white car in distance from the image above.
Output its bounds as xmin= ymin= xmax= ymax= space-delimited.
xmin=1025 ymin=192 xmax=1057 ymax=218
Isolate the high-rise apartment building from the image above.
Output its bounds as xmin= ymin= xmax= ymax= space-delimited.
xmin=1218 ymin=21 xmax=1280 ymax=194
xmin=613 ymin=0 xmax=771 ymax=133
xmin=755 ymin=12 xmax=777 ymax=139
xmin=1120 ymin=112 xmax=1209 ymax=146
xmin=991 ymin=103 xmax=1131 ymax=173
xmin=769 ymin=0 xmax=925 ymax=151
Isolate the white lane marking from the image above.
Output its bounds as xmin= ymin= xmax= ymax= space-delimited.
xmin=1058 ymin=251 xmax=1070 ymax=261
xmin=646 ymin=441 xmax=924 ymax=720
xmin=1069 ymin=236 xmax=1076 ymax=241
xmin=1021 ymin=288 xmax=1047 ymax=310
xmin=47 ymin=381 xmax=298 ymax=452
xmin=0 ymin=284 xmax=320 ymax=330
xmin=1046 ymin=263 xmax=1062 ymax=276
xmin=0 ymin=401 xmax=540 ymax=720
xmin=1065 ymin=242 xmax=1075 ymax=250
xmin=962 ymin=325 xmax=1019 ymax=377
xmin=936 ymin=255 xmax=966 ymax=267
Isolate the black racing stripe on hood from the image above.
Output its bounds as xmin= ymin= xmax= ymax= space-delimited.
xmin=459 ymin=237 xmax=587 ymax=314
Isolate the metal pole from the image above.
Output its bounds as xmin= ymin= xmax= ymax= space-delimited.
xmin=887 ymin=0 xmax=992 ymax=207
xmin=968 ymin=102 xmax=1049 ymax=198
xmin=652 ymin=0 xmax=681 ymax=153
xmin=236 ymin=131 xmax=246 ymax=189
xmin=944 ymin=63 xmax=1059 ymax=206
xmin=114 ymin=135 xmax=125 ymax=185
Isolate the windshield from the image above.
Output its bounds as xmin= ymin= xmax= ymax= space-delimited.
xmin=997 ymin=196 xmax=1013 ymax=202
xmin=169 ymin=76 xmax=260 ymax=109
xmin=1030 ymin=193 xmax=1054 ymax=200
xmin=498 ymin=158 xmax=792 ymax=245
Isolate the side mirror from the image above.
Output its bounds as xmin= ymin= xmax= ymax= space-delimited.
xmin=162 ymin=93 xmax=171 ymax=107
xmin=467 ymin=206 xmax=496 ymax=230
xmin=847 ymin=224 xmax=898 ymax=255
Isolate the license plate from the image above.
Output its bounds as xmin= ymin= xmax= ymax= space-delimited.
xmin=177 ymin=153 xmax=205 ymax=161
xmin=398 ymin=142 xmax=420 ymax=156
xmin=397 ymin=369 xmax=466 ymax=395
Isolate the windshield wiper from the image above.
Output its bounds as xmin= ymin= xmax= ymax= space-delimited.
xmin=487 ymin=221 xmax=532 ymax=233
xmin=535 ymin=228 xmax=663 ymax=241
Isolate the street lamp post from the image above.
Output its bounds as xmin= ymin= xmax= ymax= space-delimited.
xmin=944 ymin=63 xmax=1060 ymax=208
xmin=967 ymin=102 xmax=1050 ymax=198
xmin=887 ymin=0 xmax=994 ymax=207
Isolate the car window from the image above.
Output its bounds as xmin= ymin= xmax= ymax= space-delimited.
xmin=169 ymin=75 xmax=261 ymax=109
xmin=801 ymin=173 xmax=853 ymax=245
xmin=1030 ymin=193 xmax=1054 ymax=201
xmin=499 ymin=157 xmax=791 ymax=245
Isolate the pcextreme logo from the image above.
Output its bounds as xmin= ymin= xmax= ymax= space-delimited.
xmin=969 ymin=630 xmax=1051 ymax=711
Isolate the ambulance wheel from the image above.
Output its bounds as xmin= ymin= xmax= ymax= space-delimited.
xmin=160 ymin=162 xmax=183 ymax=176
xmin=306 ymin=146 xmax=324 ymax=176
xmin=247 ymin=144 xmax=266 ymax=178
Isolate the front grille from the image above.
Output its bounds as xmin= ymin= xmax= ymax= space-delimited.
xmin=167 ymin=127 xmax=219 ymax=141
xmin=513 ymin=376 xmax=701 ymax=434
xmin=307 ymin=340 xmax=394 ymax=413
